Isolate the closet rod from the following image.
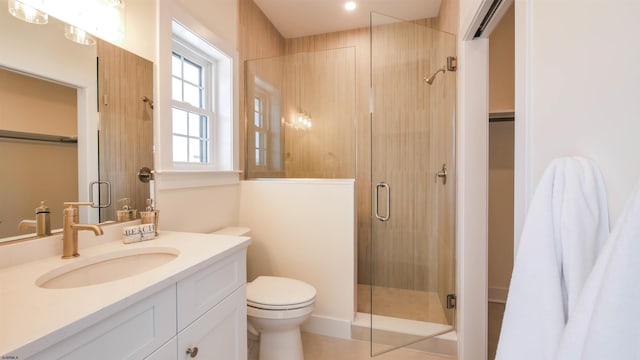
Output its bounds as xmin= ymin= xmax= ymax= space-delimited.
xmin=0 ymin=130 xmax=77 ymax=143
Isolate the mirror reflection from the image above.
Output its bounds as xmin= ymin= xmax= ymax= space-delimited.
xmin=0 ymin=0 xmax=153 ymax=241
xmin=0 ymin=67 xmax=79 ymax=238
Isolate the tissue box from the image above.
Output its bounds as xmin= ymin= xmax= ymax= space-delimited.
xmin=122 ymin=224 xmax=156 ymax=244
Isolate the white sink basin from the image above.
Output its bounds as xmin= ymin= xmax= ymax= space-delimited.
xmin=36 ymin=247 xmax=180 ymax=289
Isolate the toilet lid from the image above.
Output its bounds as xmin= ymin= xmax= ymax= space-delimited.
xmin=247 ymin=276 xmax=316 ymax=310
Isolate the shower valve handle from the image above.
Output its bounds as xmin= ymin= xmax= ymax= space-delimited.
xmin=436 ymin=164 xmax=447 ymax=185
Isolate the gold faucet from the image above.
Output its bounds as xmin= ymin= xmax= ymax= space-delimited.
xmin=62 ymin=202 xmax=103 ymax=259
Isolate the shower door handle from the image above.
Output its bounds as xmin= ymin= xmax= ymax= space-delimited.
xmin=374 ymin=182 xmax=390 ymax=221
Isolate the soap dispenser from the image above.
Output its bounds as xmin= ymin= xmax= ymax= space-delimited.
xmin=116 ymin=198 xmax=137 ymax=221
xmin=140 ymin=198 xmax=159 ymax=236
xmin=35 ymin=201 xmax=51 ymax=236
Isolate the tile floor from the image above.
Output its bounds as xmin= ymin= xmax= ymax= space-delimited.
xmin=248 ymin=285 xmax=457 ymax=359
xmin=249 ymin=332 xmax=456 ymax=360
xmin=302 ymin=332 xmax=455 ymax=360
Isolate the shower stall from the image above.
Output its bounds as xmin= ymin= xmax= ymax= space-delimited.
xmin=244 ymin=12 xmax=456 ymax=356
xmin=365 ymin=12 xmax=456 ymax=355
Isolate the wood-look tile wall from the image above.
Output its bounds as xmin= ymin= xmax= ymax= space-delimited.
xmin=238 ymin=0 xmax=286 ymax=172
xmin=97 ymin=39 xmax=153 ymax=221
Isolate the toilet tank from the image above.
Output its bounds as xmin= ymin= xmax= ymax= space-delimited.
xmin=212 ymin=227 xmax=251 ymax=236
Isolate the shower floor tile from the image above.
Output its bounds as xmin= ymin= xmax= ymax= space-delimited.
xmin=357 ymin=284 xmax=448 ymax=324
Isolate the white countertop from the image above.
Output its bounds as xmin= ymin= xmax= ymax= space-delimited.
xmin=0 ymin=230 xmax=250 ymax=358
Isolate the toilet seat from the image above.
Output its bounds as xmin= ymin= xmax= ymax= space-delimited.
xmin=247 ymin=276 xmax=316 ymax=310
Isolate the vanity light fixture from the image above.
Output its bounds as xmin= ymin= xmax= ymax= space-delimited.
xmin=7 ymin=0 xmax=48 ymax=24
xmin=103 ymin=0 xmax=124 ymax=7
xmin=64 ymin=24 xmax=96 ymax=46
xmin=344 ymin=1 xmax=357 ymax=11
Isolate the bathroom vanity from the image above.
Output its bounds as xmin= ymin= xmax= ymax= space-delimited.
xmin=0 ymin=228 xmax=250 ymax=359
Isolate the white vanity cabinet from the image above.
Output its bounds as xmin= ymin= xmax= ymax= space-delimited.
xmin=29 ymin=248 xmax=247 ymax=360
xmin=30 ymin=285 xmax=177 ymax=360
xmin=175 ymin=250 xmax=247 ymax=359
xmin=176 ymin=286 xmax=246 ymax=359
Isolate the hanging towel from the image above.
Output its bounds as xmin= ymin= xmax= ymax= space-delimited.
xmin=495 ymin=157 xmax=609 ymax=360
xmin=556 ymin=181 xmax=640 ymax=360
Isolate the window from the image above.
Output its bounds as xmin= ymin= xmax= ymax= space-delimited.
xmin=171 ymin=45 xmax=213 ymax=164
xmin=253 ymin=93 xmax=269 ymax=167
xmin=170 ymin=20 xmax=234 ymax=171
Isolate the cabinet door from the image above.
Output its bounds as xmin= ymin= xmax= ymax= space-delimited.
xmin=31 ymin=285 xmax=176 ymax=360
xmin=177 ymin=286 xmax=247 ymax=360
xmin=145 ymin=337 xmax=177 ymax=360
xmin=177 ymin=251 xmax=246 ymax=331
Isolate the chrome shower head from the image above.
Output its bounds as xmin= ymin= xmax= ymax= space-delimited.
xmin=424 ymin=67 xmax=446 ymax=85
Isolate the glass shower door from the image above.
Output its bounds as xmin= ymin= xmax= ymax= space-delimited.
xmin=369 ymin=11 xmax=456 ymax=356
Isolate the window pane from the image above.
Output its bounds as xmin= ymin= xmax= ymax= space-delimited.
xmin=172 ymin=108 xmax=188 ymax=135
xmin=184 ymin=83 xmax=202 ymax=108
xmin=189 ymin=138 xmax=202 ymax=163
xmin=255 ymin=132 xmax=260 ymax=147
xmin=201 ymin=140 xmax=209 ymax=163
xmin=255 ymin=149 xmax=261 ymax=166
xmin=183 ymin=59 xmax=201 ymax=85
xmin=188 ymin=112 xmax=203 ymax=137
xmin=199 ymin=114 xmax=209 ymax=137
xmin=173 ymin=135 xmax=188 ymax=162
xmin=171 ymin=53 xmax=182 ymax=77
xmin=254 ymin=112 xmax=261 ymax=127
xmin=254 ymin=97 xmax=260 ymax=111
xmin=172 ymin=77 xmax=183 ymax=101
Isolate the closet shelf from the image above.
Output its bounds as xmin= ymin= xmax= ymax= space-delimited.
xmin=0 ymin=129 xmax=77 ymax=143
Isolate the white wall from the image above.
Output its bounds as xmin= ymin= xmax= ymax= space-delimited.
xmin=515 ymin=0 xmax=640 ymax=241
xmin=153 ymin=0 xmax=241 ymax=231
xmin=238 ymin=180 xmax=355 ymax=339
xmin=156 ymin=184 xmax=240 ymax=233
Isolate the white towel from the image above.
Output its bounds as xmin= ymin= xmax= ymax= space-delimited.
xmin=495 ymin=157 xmax=609 ymax=360
xmin=556 ymin=181 xmax=640 ymax=360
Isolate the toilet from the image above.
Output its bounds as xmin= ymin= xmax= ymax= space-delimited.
xmin=213 ymin=227 xmax=317 ymax=360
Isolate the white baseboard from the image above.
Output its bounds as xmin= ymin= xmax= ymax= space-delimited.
xmin=301 ymin=314 xmax=352 ymax=340
xmin=488 ymin=286 xmax=509 ymax=303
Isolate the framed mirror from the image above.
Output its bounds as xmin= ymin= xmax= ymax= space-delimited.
xmin=0 ymin=0 xmax=154 ymax=241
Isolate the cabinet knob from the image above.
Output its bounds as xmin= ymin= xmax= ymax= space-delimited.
xmin=186 ymin=347 xmax=199 ymax=358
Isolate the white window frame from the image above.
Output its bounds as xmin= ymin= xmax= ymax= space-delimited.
xmin=168 ymin=20 xmax=234 ymax=172
xmin=171 ymin=40 xmax=215 ymax=166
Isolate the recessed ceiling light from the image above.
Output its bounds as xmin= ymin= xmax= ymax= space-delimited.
xmin=344 ymin=1 xmax=357 ymax=11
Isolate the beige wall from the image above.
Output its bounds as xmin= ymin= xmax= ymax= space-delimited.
xmin=488 ymin=4 xmax=514 ymax=299
xmin=488 ymin=122 xmax=514 ymax=294
xmin=489 ymin=4 xmax=514 ymax=113
xmin=0 ymin=68 xmax=77 ymax=137
xmin=0 ymin=68 xmax=78 ymax=238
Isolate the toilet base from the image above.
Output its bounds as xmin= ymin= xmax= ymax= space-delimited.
xmin=259 ymin=328 xmax=304 ymax=360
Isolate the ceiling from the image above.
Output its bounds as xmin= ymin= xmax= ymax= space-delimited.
xmin=253 ymin=0 xmax=442 ymax=39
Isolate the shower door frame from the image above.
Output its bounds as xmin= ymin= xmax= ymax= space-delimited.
xmin=368 ymin=11 xmax=457 ymax=356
